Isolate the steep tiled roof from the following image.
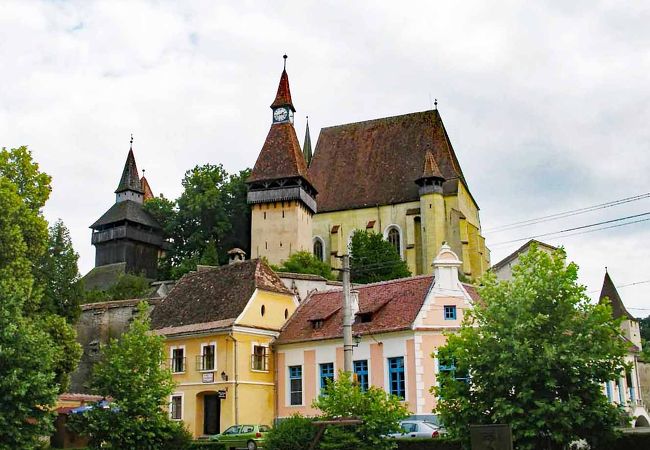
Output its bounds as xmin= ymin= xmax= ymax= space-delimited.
xmin=141 ymin=175 xmax=154 ymax=201
xmin=247 ymin=123 xmax=313 ymax=184
xmin=303 ymin=118 xmax=313 ymax=166
xmin=599 ymin=272 xmax=635 ymax=320
xmin=276 ymin=275 xmax=433 ymax=344
xmin=150 ymin=260 xmax=292 ymax=331
xmin=115 ymin=149 xmax=144 ymax=194
xmin=419 ymin=149 xmax=444 ymax=180
xmin=270 ymin=69 xmax=295 ymax=112
xmin=308 ymin=110 xmax=468 ymax=212
xmin=90 ymin=200 xmax=161 ymax=229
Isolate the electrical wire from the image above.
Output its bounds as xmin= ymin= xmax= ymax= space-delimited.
xmin=484 ymin=191 xmax=650 ymax=233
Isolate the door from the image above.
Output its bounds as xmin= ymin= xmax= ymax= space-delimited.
xmin=203 ymin=394 xmax=220 ymax=435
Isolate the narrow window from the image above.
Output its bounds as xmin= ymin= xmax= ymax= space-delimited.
xmin=170 ymin=395 xmax=182 ymax=420
xmin=444 ymin=305 xmax=457 ymax=320
xmin=320 ymin=363 xmax=335 ymax=391
xmin=282 ymin=210 xmax=285 ymax=218
xmin=264 ymin=211 xmax=267 ymax=220
xmin=261 ymin=304 xmax=266 ymax=316
xmin=171 ymin=348 xmax=185 ymax=373
xmin=199 ymin=344 xmax=215 ymax=371
xmin=354 ymin=360 xmax=369 ymax=392
xmin=388 ymin=357 xmax=405 ymax=399
xmin=289 ymin=366 xmax=303 ymax=405
xmin=284 ymin=308 xmax=289 ymax=319
xmin=387 ymin=227 xmax=400 ymax=255
xmin=252 ymin=345 xmax=268 ymax=371
xmin=313 ymin=239 xmax=324 ymax=261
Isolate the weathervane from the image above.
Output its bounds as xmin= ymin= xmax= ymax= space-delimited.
xmin=130 ymin=133 xmax=134 ymax=149
xmin=434 ymin=98 xmax=438 ymax=110
xmin=283 ymin=54 xmax=287 ymax=70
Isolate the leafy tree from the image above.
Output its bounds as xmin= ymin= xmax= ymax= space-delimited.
xmin=639 ymin=316 xmax=650 ymax=363
xmin=265 ymin=414 xmax=316 ymax=450
xmin=36 ymin=219 xmax=83 ymax=322
xmin=71 ymin=302 xmax=191 ymax=449
xmin=349 ymin=230 xmax=411 ymax=284
xmin=84 ymin=272 xmax=152 ymax=303
xmin=313 ymin=371 xmax=409 ymax=450
xmin=275 ymin=250 xmax=334 ymax=280
xmin=434 ymin=245 xmax=629 ymax=450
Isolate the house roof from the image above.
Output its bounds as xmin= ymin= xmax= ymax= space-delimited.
xmin=599 ymin=271 xmax=635 ymax=320
xmin=491 ymin=239 xmax=558 ymax=272
xmin=247 ymin=123 xmax=313 ymax=185
xmin=276 ymin=275 xmax=434 ymax=345
xmin=150 ymin=259 xmax=293 ymax=331
xmin=307 ymin=110 xmax=469 ymax=212
xmin=90 ymin=200 xmax=161 ymax=229
xmin=115 ymin=148 xmax=144 ymax=194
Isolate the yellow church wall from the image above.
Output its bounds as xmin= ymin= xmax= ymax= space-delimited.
xmin=250 ymin=201 xmax=313 ymax=266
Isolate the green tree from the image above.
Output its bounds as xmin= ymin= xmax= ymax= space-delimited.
xmin=313 ymin=371 xmax=409 ymax=450
xmin=71 ymin=302 xmax=191 ymax=449
xmin=275 ymin=250 xmax=334 ymax=280
xmin=349 ymin=230 xmax=411 ymax=284
xmin=36 ymin=219 xmax=83 ymax=322
xmin=639 ymin=316 xmax=650 ymax=362
xmin=434 ymin=245 xmax=629 ymax=450
xmin=264 ymin=414 xmax=316 ymax=450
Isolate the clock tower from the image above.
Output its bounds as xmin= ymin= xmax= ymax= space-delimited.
xmin=247 ymin=56 xmax=317 ymax=265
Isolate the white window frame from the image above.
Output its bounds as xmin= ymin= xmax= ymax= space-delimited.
xmin=383 ymin=224 xmax=404 ymax=259
xmin=169 ymin=392 xmax=183 ymax=420
xmin=199 ymin=342 xmax=217 ymax=372
xmin=169 ymin=345 xmax=186 ymax=374
xmin=251 ymin=342 xmax=270 ymax=373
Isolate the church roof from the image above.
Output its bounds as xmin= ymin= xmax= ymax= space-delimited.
xmin=308 ymin=109 xmax=469 ymax=212
xmin=599 ymin=271 xmax=635 ymax=320
xmin=247 ymin=122 xmax=313 ymax=185
xmin=270 ymin=68 xmax=296 ymax=112
xmin=115 ymin=149 xmax=144 ymax=194
xmin=420 ymin=149 xmax=444 ymax=180
xmin=150 ymin=259 xmax=292 ymax=332
xmin=90 ymin=200 xmax=161 ymax=230
xmin=303 ymin=118 xmax=313 ymax=166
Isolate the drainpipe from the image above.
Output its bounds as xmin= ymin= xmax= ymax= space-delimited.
xmin=228 ymin=332 xmax=239 ymax=425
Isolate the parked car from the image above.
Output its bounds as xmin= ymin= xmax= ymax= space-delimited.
xmin=210 ymin=424 xmax=271 ymax=450
xmin=388 ymin=420 xmax=443 ymax=439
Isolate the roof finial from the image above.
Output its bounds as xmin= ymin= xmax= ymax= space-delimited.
xmin=434 ymin=98 xmax=438 ymax=110
xmin=130 ymin=133 xmax=133 ymax=150
xmin=142 ymin=168 xmax=146 ymax=176
xmin=283 ymin=54 xmax=287 ymax=70
xmin=605 ymin=266 xmax=608 ymax=273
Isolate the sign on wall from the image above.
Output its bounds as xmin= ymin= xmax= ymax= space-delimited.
xmin=202 ymin=372 xmax=214 ymax=383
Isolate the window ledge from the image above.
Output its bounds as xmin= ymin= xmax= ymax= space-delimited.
xmin=251 ymin=369 xmax=270 ymax=373
xmin=198 ymin=369 xmax=216 ymax=373
xmin=171 ymin=371 xmax=186 ymax=375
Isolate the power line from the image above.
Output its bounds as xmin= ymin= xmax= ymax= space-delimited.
xmin=489 ymin=211 xmax=650 ymax=247
xmin=589 ymin=279 xmax=650 ymax=294
xmin=484 ymin=192 xmax=650 ymax=234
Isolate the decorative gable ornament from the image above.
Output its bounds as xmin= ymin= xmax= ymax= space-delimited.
xmin=432 ymin=243 xmax=463 ymax=293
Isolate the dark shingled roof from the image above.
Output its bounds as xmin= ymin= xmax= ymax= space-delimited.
xmin=90 ymin=200 xmax=161 ymax=229
xmin=115 ymin=149 xmax=144 ymax=194
xmin=308 ymin=110 xmax=468 ymax=212
xmin=81 ymin=262 xmax=126 ymax=291
xmin=150 ymin=260 xmax=293 ymax=331
xmin=303 ymin=118 xmax=313 ymax=166
xmin=599 ymin=272 xmax=635 ymax=320
xmin=247 ymin=122 xmax=313 ymax=185
xmin=270 ymin=69 xmax=295 ymax=112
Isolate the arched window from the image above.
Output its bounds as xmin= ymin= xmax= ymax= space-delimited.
xmin=387 ymin=227 xmax=401 ymax=256
xmin=313 ymin=238 xmax=324 ymax=261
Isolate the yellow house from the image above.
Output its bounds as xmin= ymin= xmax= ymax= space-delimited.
xmin=149 ymin=259 xmax=298 ymax=438
xmin=247 ymin=60 xmax=489 ymax=279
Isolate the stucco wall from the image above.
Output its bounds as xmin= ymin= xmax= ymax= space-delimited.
xmin=639 ymin=362 xmax=650 ymax=408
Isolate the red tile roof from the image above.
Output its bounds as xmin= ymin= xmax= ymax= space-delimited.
xmin=276 ymin=275 xmax=434 ymax=344
xmin=270 ymin=69 xmax=295 ymax=111
xmin=308 ymin=110 xmax=469 ymax=212
xmin=247 ymin=123 xmax=313 ymax=185
xmin=141 ymin=175 xmax=154 ymax=201
xmin=420 ymin=149 xmax=444 ymax=180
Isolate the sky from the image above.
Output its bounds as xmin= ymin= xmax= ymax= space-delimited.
xmin=1 ymin=1 xmax=648 ymax=315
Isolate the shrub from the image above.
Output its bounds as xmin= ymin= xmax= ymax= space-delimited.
xmin=265 ymin=414 xmax=317 ymax=450
xmin=395 ymin=438 xmax=462 ymax=450
xmin=188 ymin=442 xmax=226 ymax=449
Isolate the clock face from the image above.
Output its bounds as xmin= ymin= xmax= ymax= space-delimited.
xmin=273 ymin=107 xmax=288 ymax=122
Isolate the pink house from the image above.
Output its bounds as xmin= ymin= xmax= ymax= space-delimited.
xmin=274 ymin=244 xmax=479 ymax=419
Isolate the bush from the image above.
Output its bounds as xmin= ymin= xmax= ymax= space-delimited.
xmin=265 ymin=414 xmax=317 ymax=450
xmin=188 ymin=442 xmax=226 ymax=449
xmin=395 ymin=438 xmax=462 ymax=450
xmin=594 ymin=432 xmax=650 ymax=450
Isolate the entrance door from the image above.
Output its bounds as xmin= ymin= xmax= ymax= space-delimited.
xmin=203 ymin=394 xmax=220 ymax=435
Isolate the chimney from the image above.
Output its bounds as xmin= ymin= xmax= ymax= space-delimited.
xmin=350 ymin=289 xmax=360 ymax=320
xmin=228 ymin=248 xmax=247 ymax=265
xmin=433 ymin=242 xmax=463 ymax=291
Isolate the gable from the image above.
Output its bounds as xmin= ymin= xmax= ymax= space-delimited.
xmin=235 ymin=289 xmax=299 ymax=331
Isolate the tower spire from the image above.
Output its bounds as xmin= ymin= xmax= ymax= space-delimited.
xmin=303 ymin=116 xmax=313 ymax=166
xmin=115 ymin=137 xmax=144 ymax=202
xmin=270 ymin=55 xmax=296 ymax=112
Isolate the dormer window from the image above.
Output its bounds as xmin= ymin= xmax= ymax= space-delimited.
xmin=356 ymin=313 xmax=372 ymax=323
xmin=311 ymin=319 xmax=324 ymax=329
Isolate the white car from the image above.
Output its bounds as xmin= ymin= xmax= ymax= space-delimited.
xmin=389 ymin=420 xmax=444 ymax=439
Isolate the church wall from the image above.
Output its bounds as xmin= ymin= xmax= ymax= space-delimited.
xmin=250 ymin=200 xmax=313 ymax=266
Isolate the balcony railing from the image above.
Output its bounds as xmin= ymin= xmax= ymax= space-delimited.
xmin=168 ymin=357 xmax=186 ymax=373
xmin=195 ymin=354 xmax=216 ymax=372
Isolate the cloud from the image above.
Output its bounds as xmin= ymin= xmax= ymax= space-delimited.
xmin=0 ymin=0 xmax=648 ymax=313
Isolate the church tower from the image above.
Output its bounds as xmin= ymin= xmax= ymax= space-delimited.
xmin=247 ymin=56 xmax=317 ymax=265
xmin=89 ymin=139 xmax=164 ymax=279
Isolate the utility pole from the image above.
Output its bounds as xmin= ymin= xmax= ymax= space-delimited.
xmin=342 ymin=254 xmax=353 ymax=373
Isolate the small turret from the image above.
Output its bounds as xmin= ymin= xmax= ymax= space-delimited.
xmin=415 ymin=149 xmax=445 ymax=195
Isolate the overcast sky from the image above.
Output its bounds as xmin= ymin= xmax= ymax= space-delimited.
xmin=1 ymin=1 xmax=648 ymax=315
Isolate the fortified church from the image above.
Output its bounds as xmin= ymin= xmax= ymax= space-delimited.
xmin=247 ymin=57 xmax=489 ymax=277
